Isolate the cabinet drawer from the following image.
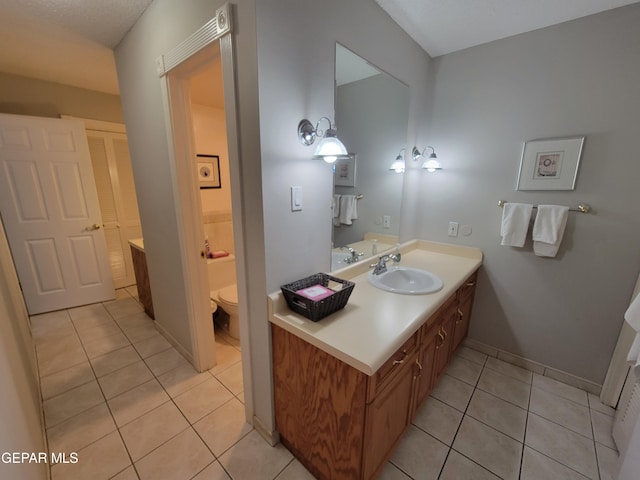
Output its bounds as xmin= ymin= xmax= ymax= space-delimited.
xmin=366 ymin=332 xmax=418 ymax=403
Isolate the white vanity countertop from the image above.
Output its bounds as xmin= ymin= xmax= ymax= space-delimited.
xmin=268 ymin=239 xmax=483 ymax=376
xmin=129 ymin=238 xmax=144 ymax=252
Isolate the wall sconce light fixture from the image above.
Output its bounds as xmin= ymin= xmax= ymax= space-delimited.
xmin=298 ymin=117 xmax=350 ymax=164
xmin=412 ymin=146 xmax=442 ymax=172
xmin=389 ymin=148 xmax=406 ymax=173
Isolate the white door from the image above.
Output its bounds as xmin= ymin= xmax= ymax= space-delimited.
xmin=86 ymin=129 xmax=142 ymax=289
xmin=0 ymin=113 xmax=114 ymax=314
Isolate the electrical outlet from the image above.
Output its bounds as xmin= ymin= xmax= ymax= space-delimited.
xmin=383 ymin=215 xmax=391 ymax=228
xmin=448 ymin=221 xmax=459 ymax=237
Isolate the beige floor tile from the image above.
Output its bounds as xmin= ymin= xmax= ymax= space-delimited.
xmin=175 ymin=377 xmax=234 ymax=423
xmin=133 ymin=334 xmax=172 ymax=359
xmin=108 ymin=379 xmax=170 ymax=427
xmin=530 ymin=387 xmax=592 ymax=438
xmin=215 ymin=328 xmax=241 ymax=349
xmin=596 ymin=442 xmax=619 ymax=480
xmin=468 ymin=388 xmax=528 ymax=441
xmin=445 ymin=355 xmax=483 ymax=386
xmin=83 ymin=331 xmax=131 ymax=359
xmin=43 ymin=380 xmax=104 ymax=428
xmin=122 ymin=322 xmax=160 ymax=344
xmin=412 ymin=396 xmax=463 ymax=446
xmin=440 ymin=449 xmax=501 ymax=480
xmin=219 ymin=430 xmax=293 ymax=480
xmin=98 ymin=360 xmax=154 ymax=399
xmin=68 ymin=303 xmax=112 ymax=327
xmin=104 ymin=297 xmax=144 ymax=319
xmin=36 ymin=332 xmax=88 ymax=377
xmin=591 ymin=409 xmax=616 ymax=449
xmin=377 ymin=462 xmax=412 ymax=480
xmin=76 ymin=321 xmax=122 ymax=344
xmin=194 ymin=398 xmax=252 ymax=457
xmin=274 ymin=459 xmax=316 ymax=480
xmin=135 ymin=428 xmax=214 ymax=480
xmin=46 ymin=402 xmax=116 ymax=454
xmin=430 ymin=374 xmax=474 ymax=412
xmin=119 ymin=401 xmax=189 ymax=461
xmin=114 ymin=288 xmax=133 ymax=300
xmin=31 ymin=310 xmax=74 ymax=343
xmin=533 ymin=373 xmax=589 ymax=406
xmin=453 ymin=416 xmax=523 ymax=480
xmin=144 ymin=347 xmax=190 ymax=376
xmin=215 ymin=361 xmax=244 ymax=395
xmin=158 ymin=362 xmax=211 ymax=398
xmin=477 ymin=367 xmax=531 ymax=409
xmin=90 ymin=345 xmax=141 ymax=378
xmin=115 ymin=311 xmax=154 ymax=330
xmin=456 ymin=346 xmax=488 ymax=366
xmin=40 ymin=361 xmax=95 ymax=400
xmin=125 ymin=285 xmax=139 ymax=300
xmin=390 ymin=424 xmax=449 ymax=479
xmin=209 ymin=341 xmax=242 ymax=376
xmin=111 ymin=465 xmax=140 ymax=480
xmin=525 ymin=413 xmax=598 ymax=479
xmin=485 ymin=357 xmax=533 ymax=384
xmin=520 ymin=446 xmax=589 ymax=479
xmin=192 ymin=461 xmax=232 ymax=480
xmin=50 ymin=430 xmax=131 ymax=480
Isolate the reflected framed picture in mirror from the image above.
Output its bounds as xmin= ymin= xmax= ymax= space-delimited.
xmin=196 ymin=154 xmax=221 ymax=189
xmin=334 ymin=154 xmax=356 ymax=187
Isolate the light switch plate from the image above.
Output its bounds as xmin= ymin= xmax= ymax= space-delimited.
xmin=291 ymin=186 xmax=302 ymax=211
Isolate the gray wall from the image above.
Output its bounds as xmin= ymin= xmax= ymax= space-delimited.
xmin=407 ymin=4 xmax=640 ymax=383
xmin=0 ymin=72 xmax=124 ymax=122
xmin=256 ymin=0 xmax=430 ymax=293
xmin=334 ymin=73 xmax=409 ymax=247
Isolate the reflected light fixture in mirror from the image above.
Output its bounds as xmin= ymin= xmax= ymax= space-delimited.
xmin=412 ymin=146 xmax=442 ymax=172
xmin=298 ymin=117 xmax=350 ymax=164
xmin=389 ymin=148 xmax=406 ymax=173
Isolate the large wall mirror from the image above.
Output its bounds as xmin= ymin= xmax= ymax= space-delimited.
xmin=331 ymin=44 xmax=409 ymax=270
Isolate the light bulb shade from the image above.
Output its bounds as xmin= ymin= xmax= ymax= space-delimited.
xmin=312 ymin=130 xmax=349 ymax=163
xmin=389 ymin=158 xmax=405 ymax=173
xmin=422 ymin=157 xmax=442 ymax=172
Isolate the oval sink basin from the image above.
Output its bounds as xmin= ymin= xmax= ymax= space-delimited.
xmin=368 ymin=266 xmax=443 ymax=295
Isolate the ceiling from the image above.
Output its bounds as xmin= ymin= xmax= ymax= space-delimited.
xmin=0 ymin=0 xmax=639 ymax=96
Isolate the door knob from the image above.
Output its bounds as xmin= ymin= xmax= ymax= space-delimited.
xmin=88 ymin=223 xmax=101 ymax=231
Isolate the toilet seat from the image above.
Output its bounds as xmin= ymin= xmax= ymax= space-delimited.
xmin=218 ymin=284 xmax=238 ymax=306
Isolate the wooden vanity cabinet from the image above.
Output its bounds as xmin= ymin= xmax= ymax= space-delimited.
xmin=271 ymin=269 xmax=479 ymax=480
xmin=130 ymin=245 xmax=154 ymax=319
xmin=450 ymin=271 xmax=478 ymax=353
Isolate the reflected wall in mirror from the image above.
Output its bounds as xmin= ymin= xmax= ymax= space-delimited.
xmin=331 ymin=44 xmax=409 ymax=270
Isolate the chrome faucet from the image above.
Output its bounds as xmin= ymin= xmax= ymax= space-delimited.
xmin=341 ymin=246 xmax=364 ymax=264
xmin=370 ymin=251 xmax=401 ymax=275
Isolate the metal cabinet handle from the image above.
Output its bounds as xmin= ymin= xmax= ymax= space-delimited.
xmin=466 ymin=281 xmax=476 ymax=287
xmin=415 ymin=359 xmax=423 ymax=371
xmin=456 ymin=308 xmax=463 ymax=324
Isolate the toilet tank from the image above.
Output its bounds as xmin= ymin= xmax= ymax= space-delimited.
xmin=207 ymin=254 xmax=237 ymax=291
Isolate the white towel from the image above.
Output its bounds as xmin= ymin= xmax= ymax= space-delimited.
xmin=332 ymin=195 xmax=341 ymax=226
xmin=625 ymin=294 xmax=640 ymax=381
xmin=339 ymin=195 xmax=358 ymax=225
xmin=532 ymin=205 xmax=569 ymax=257
xmin=500 ymin=203 xmax=533 ymax=247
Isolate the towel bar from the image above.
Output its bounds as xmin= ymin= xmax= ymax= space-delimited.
xmin=497 ymin=200 xmax=590 ymax=213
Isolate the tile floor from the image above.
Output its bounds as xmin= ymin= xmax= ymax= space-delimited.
xmin=32 ymin=288 xmax=620 ymax=480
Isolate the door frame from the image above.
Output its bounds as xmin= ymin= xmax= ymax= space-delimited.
xmin=156 ymin=3 xmax=254 ymax=420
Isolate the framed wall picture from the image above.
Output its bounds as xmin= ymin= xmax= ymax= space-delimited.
xmin=196 ymin=154 xmax=221 ymax=189
xmin=517 ymin=136 xmax=584 ymax=191
xmin=334 ymin=154 xmax=356 ymax=187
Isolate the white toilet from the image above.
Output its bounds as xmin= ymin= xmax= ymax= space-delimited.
xmin=207 ymin=254 xmax=240 ymax=340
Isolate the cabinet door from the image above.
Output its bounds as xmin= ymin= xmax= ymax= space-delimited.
xmin=451 ymin=273 xmax=478 ymax=354
xmin=415 ymin=325 xmax=438 ymax=409
xmin=434 ymin=302 xmax=456 ymax=383
xmin=363 ymin=354 xmax=416 ymax=480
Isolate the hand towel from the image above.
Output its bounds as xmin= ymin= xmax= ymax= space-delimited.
xmin=332 ymin=194 xmax=341 ymax=226
xmin=500 ymin=203 xmax=533 ymax=247
xmin=339 ymin=195 xmax=358 ymax=225
xmin=532 ymin=205 xmax=569 ymax=257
